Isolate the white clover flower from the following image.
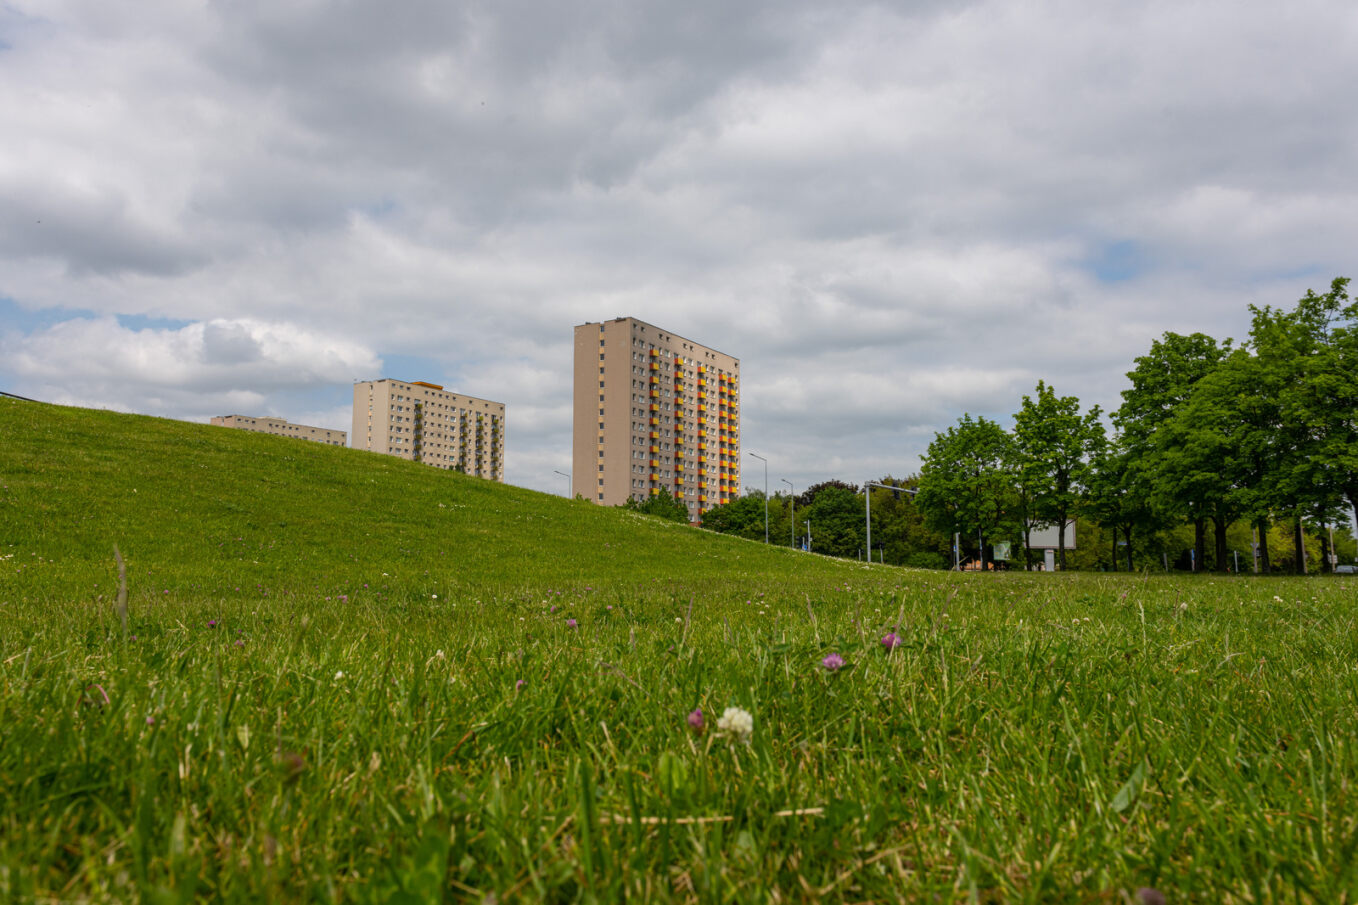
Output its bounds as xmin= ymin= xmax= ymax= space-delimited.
xmin=334 ymin=671 xmax=345 ymax=680
xmin=716 ymin=706 xmax=754 ymax=742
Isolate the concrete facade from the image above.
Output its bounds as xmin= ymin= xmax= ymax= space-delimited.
xmin=573 ymin=317 xmax=739 ymax=520
xmin=352 ymin=379 xmax=505 ymax=481
xmin=210 ymin=414 xmax=346 ymax=447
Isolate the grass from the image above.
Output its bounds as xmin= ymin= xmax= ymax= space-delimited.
xmin=3 ymin=397 xmax=1358 ymax=902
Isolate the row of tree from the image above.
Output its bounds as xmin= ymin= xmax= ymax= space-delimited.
xmin=693 ymin=278 xmax=1358 ymax=573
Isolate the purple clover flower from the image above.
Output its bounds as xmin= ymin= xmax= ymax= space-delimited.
xmin=822 ymin=653 xmax=846 ymax=672
xmin=515 ymin=679 xmax=526 ymax=691
xmin=881 ymin=632 xmax=903 ymax=650
xmin=566 ymin=618 xmax=578 ymax=628
xmin=687 ymin=708 xmax=705 ymax=732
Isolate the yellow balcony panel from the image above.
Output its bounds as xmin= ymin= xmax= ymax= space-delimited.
xmin=699 ymin=495 xmax=707 ymax=502
xmin=649 ymin=445 xmax=658 ymax=453
xmin=649 ymin=431 xmax=658 ymax=439
xmin=649 ymin=404 xmax=659 ymax=412
xmin=649 ymin=418 xmax=659 ymax=426
xmin=650 ymin=349 xmax=659 ymax=356
xmin=649 ymin=459 xmax=659 ymax=467
xmin=650 ymin=487 xmax=659 ymax=495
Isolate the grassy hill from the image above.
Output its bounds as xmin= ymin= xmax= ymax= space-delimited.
xmin=3 ymin=397 xmax=1358 ymax=903
xmin=0 ymin=396 xmax=874 ymax=607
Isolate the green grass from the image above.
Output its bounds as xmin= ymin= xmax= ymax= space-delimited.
xmin=3 ymin=397 xmax=1358 ymax=903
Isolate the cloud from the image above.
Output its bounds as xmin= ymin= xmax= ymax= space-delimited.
xmin=1 ymin=0 xmax=1356 ymax=494
xmin=1 ymin=315 xmax=379 ymax=420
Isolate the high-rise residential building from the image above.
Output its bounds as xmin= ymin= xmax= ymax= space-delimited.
xmin=352 ymin=379 xmax=505 ymax=481
xmin=210 ymin=414 xmax=346 ymax=447
xmin=573 ymin=317 xmax=739 ymax=520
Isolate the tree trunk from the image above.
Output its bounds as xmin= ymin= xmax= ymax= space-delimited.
xmin=1125 ymin=525 xmax=1135 ymax=572
xmin=1320 ymin=529 xmax=1332 ymax=574
xmin=1294 ymin=515 xmax=1306 ymax=575
xmin=1110 ymin=532 xmax=1118 ymax=572
xmin=1194 ymin=517 xmax=1206 ymax=572
xmin=1057 ymin=518 xmax=1067 ymax=571
xmin=1256 ymin=518 xmax=1271 ymax=574
xmin=1022 ymin=526 xmax=1033 ymax=570
xmin=1213 ymin=515 xmax=1229 ymax=573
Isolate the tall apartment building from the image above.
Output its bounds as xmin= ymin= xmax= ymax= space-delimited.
xmin=352 ymin=379 xmax=505 ymax=481
xmin=573 ymin=317 xmax=739 ymax=520
xmin=210 ymin=414 xmax=346 ymax=447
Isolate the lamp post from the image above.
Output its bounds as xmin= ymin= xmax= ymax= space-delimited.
xmin=781 ymin=479 xmax=794 ymax=547
xmin=864 ymin=480 xmax=918 ymax=566
xmin=748 ymin=452 xmax=768 ymax=543
xmin=553 ymin=469 xmax=570 ymax=498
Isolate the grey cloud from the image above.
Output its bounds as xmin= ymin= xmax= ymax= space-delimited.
xmin=3 ymin=0 xmax=1357 ymax=497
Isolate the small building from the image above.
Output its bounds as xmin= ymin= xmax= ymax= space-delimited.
xmin=210 ymin=414 xmax=346 ymax=447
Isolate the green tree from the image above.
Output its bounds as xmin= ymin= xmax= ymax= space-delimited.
xmin=802 ymin=484 xmax=864 ymax=558
xmin=1115 ymin=332 xmax=1229 ymax=570
xmin=621 ymin=488 xmax=689 ymax=523
xmin=1011 ymin=381 xmax=1104 ymax=570
xmin=1250 ymin=277 xmax=1357 ymax=573
xmin=916 ymin=414 xmax=1019 ymax=569
xmin=1084 ymin=438 xmax=1162 ymax=572
xmin=697 ymin=491 xmax=767 ymax=539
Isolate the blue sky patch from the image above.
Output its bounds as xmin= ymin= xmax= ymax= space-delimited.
xmin=1082 ymin=240 xmax=1149 ymax=284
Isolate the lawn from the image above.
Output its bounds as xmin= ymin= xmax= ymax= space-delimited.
xmin=2 ymin=398 xmax=1356 ymax=903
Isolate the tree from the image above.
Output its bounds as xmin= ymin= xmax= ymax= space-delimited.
xmin=1250 ymin=277 xmax=1357 ymax=572
xmin=802 ymin=484 xmax=865 ymax=558
xmin=1115 ymin=332 xmax=1230 ymax=570
xmin=916 ymin=414 xmax=1019 ymax=569
xmin=621 ymin=488 xmax=689 ymax=523
xmin=795 ymin=480 xmax=860 ymax=510
xmin=1011 ymin=381 xmax=1105 ymax=570
xmin=1084 ymin=437 xmax=1161 ymax=571
xmin=697 ymin=492 xmax=768 ymax=539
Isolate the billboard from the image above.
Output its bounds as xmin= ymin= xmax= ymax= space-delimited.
xmin=1026 ymin=520 xmax=1076 ymax=550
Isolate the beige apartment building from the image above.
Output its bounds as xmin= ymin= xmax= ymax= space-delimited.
xmin=352 ymin=379 xmax=505 ymax=481
xmin=210 ymin=414 xmax=346 ymax=447
xmin=573 ymin=317 xmax=739 ymax=520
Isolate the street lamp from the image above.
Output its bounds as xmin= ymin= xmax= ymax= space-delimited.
xmin=553 ymin=469 xmax=570 ymax=498
xmin=781 ymin=478 xmax=794 ymax=547
xmin=748 ymin=452 xmax=768 ymax=543
xmin=864 ymin=480 xmax=917 ymax=565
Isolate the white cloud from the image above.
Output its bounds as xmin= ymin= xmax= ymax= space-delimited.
xmin=2 ymin=0 xmax=1356 ymax=494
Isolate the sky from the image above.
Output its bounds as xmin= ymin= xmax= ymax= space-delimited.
xmin=2 ymin=0 xmax=1356 ymax=500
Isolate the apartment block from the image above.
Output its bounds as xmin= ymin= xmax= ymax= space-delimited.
xmin=352 ymin=379 xmax=505 ymax=481
xmin=573 ymin=317 xmax=739 ymax=520
xmin=210 ymin=414 xmax=346 ymax=447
